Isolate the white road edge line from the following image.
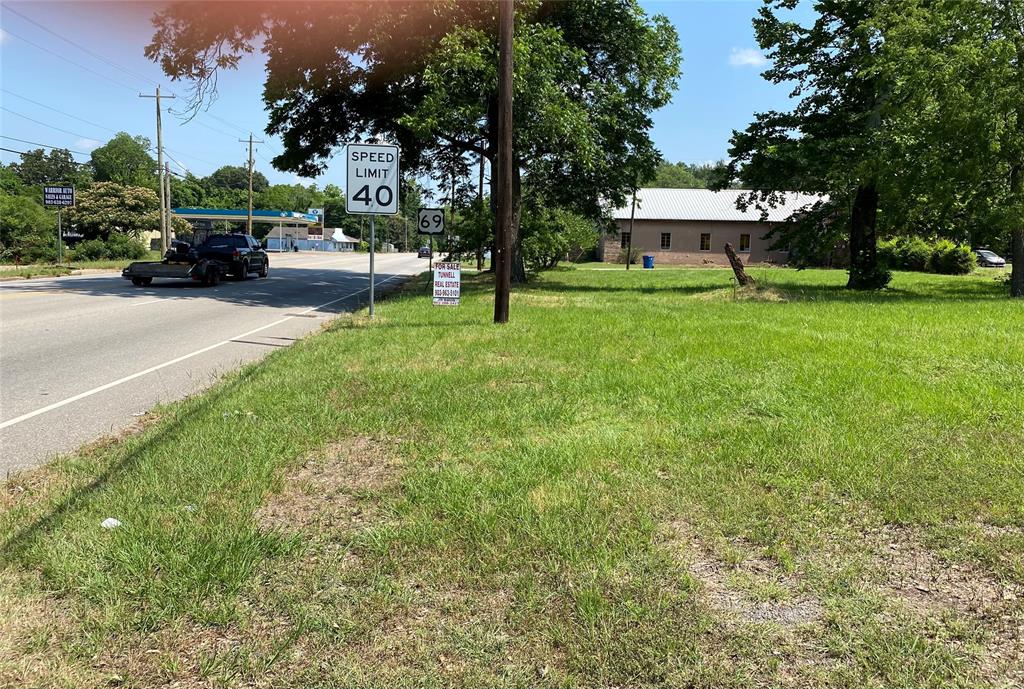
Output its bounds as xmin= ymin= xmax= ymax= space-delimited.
xmin=0 ymin=275 xmax=404 ymax=430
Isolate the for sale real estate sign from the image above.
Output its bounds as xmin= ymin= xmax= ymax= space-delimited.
xmin=432 ymin=262 xmax=461 ymax=306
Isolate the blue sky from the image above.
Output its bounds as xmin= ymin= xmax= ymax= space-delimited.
xmin=0 ymin=1 xmax=805 ymax=201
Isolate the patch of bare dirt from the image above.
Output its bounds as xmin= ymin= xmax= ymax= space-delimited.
xmin=662 ymin=521 xmax=834 ymax=687
xmin=861 ymin=525 xmax=1024 ymax=685
xmin=511 ymin=293 xmax=569 ymax=307
xmin=691 ymin=286 xmax=788 ymax=303
xmin=666 ymin=522 xmax=824 ymax=628
xmin=255 ymin=436 xmax=402 ymax=533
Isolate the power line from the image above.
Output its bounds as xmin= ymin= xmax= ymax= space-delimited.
xmin=1 ymin=89 xmax=119 ymax=134
xmin=2 ymin=26 xmax=138 ymax=93
xmin=0 ymin=135 xmax=92 ymax=157
xmin=0 ymin=146 xmax=91 ymax=166
xmin=177 ymin=115 xmax=237 ymax=140
xmin=1 ymin=107 xmax=99 ymax=141
xmin=3 ymin=5 xmax=160 ymax=89
xmin=4 ymin=15 xmax=277 ymax=164
xmin=162 ymin=149 xmax=193 ymax=175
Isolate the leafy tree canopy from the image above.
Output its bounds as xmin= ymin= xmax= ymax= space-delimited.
xmin=65 ymin=182 xmax=162 ymax=240
xmin=90 ymin=133 xmax=157 ymax=188
xmin=205 ymin=165 xmax=269 ymax=193
xmin=649 ymin=161 xmax=730 ymax=189
xmin=147 ymin=0 xmax=681 ymax=278
xmin=0 ymin=191 xmax=55 ymax=263
xmin=717 ymin=0 xmax=892 ymax=288
xmin=875 ymin=0 xmax=1024 ymax=296
xmin=13 ymin=148 xmax=90 ymax=188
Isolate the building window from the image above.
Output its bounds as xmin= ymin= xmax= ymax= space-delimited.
xmin=620 ymin=232 xmax=631 ymax=249
xmin=699 ymin=233 xmax=711 ymax=251
xmin=739 ymin=234 xmax=751 ymax=252
xmin=660 ymin=232 xmax=671 ymax=250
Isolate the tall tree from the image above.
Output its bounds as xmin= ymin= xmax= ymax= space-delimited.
xmin=717 ymin=0 xmax=892 ymax=289
xmin=0 ymin=191 xmax=55 ymax=263
xmin=65 ymin=182 xmax=162 ymax=240
xmin=877 ymin=0 xmax=1024 ymax=297
xmin=146 ymin=0 xmax=680 ymax=281
xmin=90 ymin=133 xmax=157 ymax=188
xmin=649 ymin=161 xmax=731 ymax=189
xmin=13 ymin=148 xmax=90 ymax=187
xmin=205 ymin=165 xmax=269 ymax=193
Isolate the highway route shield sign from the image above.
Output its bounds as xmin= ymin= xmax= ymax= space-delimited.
xmin=417 ymin=208 xmax=445 ymax=235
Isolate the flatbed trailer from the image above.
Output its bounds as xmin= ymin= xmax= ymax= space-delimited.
xmin=122 ymin=258 xmax=228 ymax=287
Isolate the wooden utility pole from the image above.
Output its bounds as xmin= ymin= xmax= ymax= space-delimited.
xmin=139 ymin=86 xmax=175 ymax=253
xmin=494 ymin=0 xmax=514 ymax=324
xmin=239 ymin=133 xmax=264 ymax=234
xmin=478 ymin=151 xmax=485 ymax=270
xmin=164 ymin=162 xmax=172 ymax=244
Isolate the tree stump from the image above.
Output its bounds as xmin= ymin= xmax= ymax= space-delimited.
xmin=724 ymin=242 xmax=756 ymax=286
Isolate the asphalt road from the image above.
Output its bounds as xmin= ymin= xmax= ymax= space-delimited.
xmin=0 ymin=251 xmax=425 ymax=474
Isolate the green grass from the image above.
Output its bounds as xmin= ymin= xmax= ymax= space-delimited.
xmin=0 ymin=251 xmax=162 ymax=280
xmin=2 ymin=266 xmax=1021 ymax=688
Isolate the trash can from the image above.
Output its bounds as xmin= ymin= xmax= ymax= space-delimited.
xmin=642 ymin=255 xmax=655 ymax=270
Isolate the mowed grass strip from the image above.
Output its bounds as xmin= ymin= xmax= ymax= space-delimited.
xmin=1 ymin=266 xmax=1021 ymax=688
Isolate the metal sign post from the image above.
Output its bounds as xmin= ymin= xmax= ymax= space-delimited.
xmin=347 ymin=143 xmax=400 ymax=318
xmin=43 ymin=185 xmax=75 ymax=264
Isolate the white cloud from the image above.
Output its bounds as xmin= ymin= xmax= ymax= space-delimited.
xmin=76 ymin=138 xmax=101 ymax=152
xmin=729 ymin=47 xmax=768 ymax=68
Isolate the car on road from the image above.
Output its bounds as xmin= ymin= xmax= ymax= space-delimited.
xmin=196 ymin=233 xmax=270 ymax=279
xmin=418 ymin=246 xmax=432 ymax=258
xmin=974 ymin=249 xmax=1006 ymax=268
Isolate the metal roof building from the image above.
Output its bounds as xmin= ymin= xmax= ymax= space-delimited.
xmin=601 ymin=188 xmax=820 ymax=266
xmin=610 ymin=188 xmax=821 ymax=223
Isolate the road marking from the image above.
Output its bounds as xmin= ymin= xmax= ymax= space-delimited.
xmin=126 ymin=299 xmax=163 ymax=308
xmin=0 ymin=275 xmax=404 ymax=430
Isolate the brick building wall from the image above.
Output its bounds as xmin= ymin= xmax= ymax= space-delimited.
xmin=598 ymin=219 xmax=790 ymax=266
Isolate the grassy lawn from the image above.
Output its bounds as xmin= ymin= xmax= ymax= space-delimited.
xmin=0 ymin=251 xmax=162 ymax=280
xmin=2 ymin=266 xmax=1021 ymax=688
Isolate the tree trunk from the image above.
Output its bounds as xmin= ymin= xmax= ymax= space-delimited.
xmin=486 ymin=95 xmax=498 ymax=273
xmin=725 ymin=243 xmax=756 ymax=286
xmin=1011 ymin=165 xmax=1023 ymax=298
xmin=511 ymin=158 xmax=527 ymax=284
xmin=847 ymin=181 xmax=882 ymax=289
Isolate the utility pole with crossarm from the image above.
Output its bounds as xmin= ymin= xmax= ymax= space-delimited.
xmin=139 ymin=86 xmax=175 ymax=253
xmin=240 ymin=133 xmax=264 ymax=234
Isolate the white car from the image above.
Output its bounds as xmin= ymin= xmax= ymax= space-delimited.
xmin=974 ymin=249 xmax=1006 ymax=268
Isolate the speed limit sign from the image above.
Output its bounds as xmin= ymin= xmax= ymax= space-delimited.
xmin=346 ymin=143 xmax=400 ymax=215
xmin=417 ymin=208 xmax=445 ymax=235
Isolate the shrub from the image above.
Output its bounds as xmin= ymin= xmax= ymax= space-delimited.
xmin=876 ymin=236 xmax=976 ymax=275
xmin=877 ymin=238 xmax=900 ymax=269
xmin=930 ymin=239 xmax=976 ymax=275
xmin=0 ymin=191 xmax=56 ymax=264
xmin=104 ymin=233 xmax=147 ymax=260
xmin=899 ymin=236 xmax=932 ymax=271
xmin=616 ymin=245 xmax=641 ymax=265
xmin=71 ymin=239 xmax=109 ymax=261
xmin=849 ymin=263 xmax=892 ymax=289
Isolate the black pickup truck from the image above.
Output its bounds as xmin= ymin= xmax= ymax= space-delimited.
xmin=122 ymin=233 xmax=269 ymax=287
xmin=195 ymin=233 xmax=269 ymax=280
